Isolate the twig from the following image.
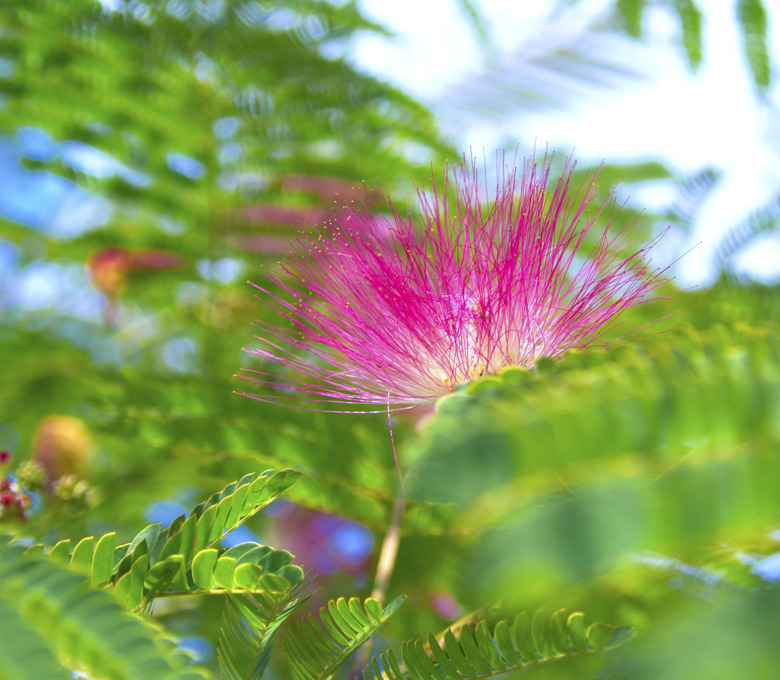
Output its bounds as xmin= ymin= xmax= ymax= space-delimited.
xmin=370 ymin=496 xmax=404 ymax=603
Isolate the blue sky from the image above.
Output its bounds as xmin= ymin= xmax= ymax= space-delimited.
xmin=1 ymin=1 xmax=777 ymax=289
xmin=352 ymin=0 xmax=780 ymax=285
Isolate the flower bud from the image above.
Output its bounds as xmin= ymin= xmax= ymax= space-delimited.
xmin=15 ymin=460 xmax=46 ymax=492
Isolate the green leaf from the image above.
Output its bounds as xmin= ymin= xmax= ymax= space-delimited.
xmin=458 ymin=626 xmax=492 ymax=674
xmin=224 ymin=480 xmax=252 ymax=529
xmin=213 ymin=557 xmax=237 ymax=590
xmin=588 ymin=623 xmax=635 ymax=651
xmin=364 ymin=610 xmax=634 ymax=680
xmin=474 ymin=619 xmax=507 ymax=669
xmin=145 ymin=559 xmax=184 ymax=597
xmin=531 ymin=610 xmax=553 ymax=660
xmin=234 ymin=564 xmax=264 ymax=591
xmin=91 ymin=532 xmax=116 ymax=588
xmin=218 ymin=591 xmax=309 ymax=680
xmin=194 ymin=505 xmax=218 ymax=553
xmin=511 ymin=611 xmax=536 ymax=662
xmin=567 ymin=611 xmax=588 ymax=653
xmin=190 ymin=471 xmax=300 ymax=554
xmin=414 ymin=320 xmax=780 ymax=604
xmin=737 ymin=0 xmax=771 ymax=90
xmin=429 ymin=633 xmax=467 ymax=678
xmin=49 ymin=540 xmax=70 ymax=565
xmin=160 ymin=532 xmax=183 ymax=562
xmin=70 ymin=536 xmax=94 ymax=575
xmin=406 ymin=639 xmax=448 ymax=680
xmin=617 ymin=0 xmax=647 ymax=37
xmin=130 ymin=554 xmax=151 ymax=608
xmin=0 ymin=598 xmax=71 ymax=680
xmin=673 ymin=0 xmax=703 ymax=69
xmin=492 ymin=621 xmax=521 ymax=666
xmin=287 ymin=596 xmax=406 ymax=680
xmin=550 ymin=609 xmax=571 ymax=655
xmin=192 ymin=549 xmax=220 ymax=590
xmin=158 ymin=555 xmax=188 ymax=592
xmin=41 ymin=473 xmax=302 ymax=608
xmin=0 ymin=537 xmax=210 ymax=680
xmin=442 ymin=630 xmax=476 ymax=678
xmin=179 ymin=515 xmax=198 ymax=566
xmin=129 ymin=524 xmax=162 ymax=565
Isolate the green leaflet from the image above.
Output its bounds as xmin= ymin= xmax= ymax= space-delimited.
xmin=737 ymin=0 xmax=771 ymax=90
xmin=286 ymin=596 xmax=406 ymax=680
xmin=616 ymin=0 xmax=647 ymax=38
xmin=672 ymin=0 xmax=703 ymax=69
xmin=453 ymin=0 xmax=494 ymax=58
xmin=0 ymin=536 xmax=210 ymax=680
xmin=37 ymin=470 xmax=304 ymax=608
xmin=362 ymin=609 xmax=633 ymax=680
xmin=218 ymin=590 xmax=309 ymax=680
xmin=611 ymin=0 xmax=771 ymax=86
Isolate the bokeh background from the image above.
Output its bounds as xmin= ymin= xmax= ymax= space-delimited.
xmin=0 ymin=0 xmax=778 ymax=674
xmin=354 ymin=0 xmax=780 ymax=286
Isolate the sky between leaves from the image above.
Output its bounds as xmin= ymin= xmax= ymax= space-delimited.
xmin=352 ymin=0 xmax=780 ymax=286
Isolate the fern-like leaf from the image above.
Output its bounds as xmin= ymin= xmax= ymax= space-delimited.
xmin=665 ymin=167 xmax=719 ymax=232
xmin=42 ymin=470 xmax=304 ymax=608
xmin=0 ymin=536 xmax=210 ymax=680
xmin=713 ymin=190 xmax=780 ymax=277
xmin=0 ymin=598 xmax=71 ymax=680
xmin=412 ymin=321 xmax=780 ymax=506
xmin=363 ymin=609 xmax=633 ymax=680
xmin=286 ymin=596 xmax=406 ymax=680
xmin=218 ymin=590 xmax=309 ymax=680
xmin=409 ymin=318 xmax=780 ymax=605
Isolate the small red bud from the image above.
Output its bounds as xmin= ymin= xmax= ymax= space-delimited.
xmin=0 ymin=450 xmax=10 ymax=463
xmin=0 ymin=492 xmax=13 ymax=506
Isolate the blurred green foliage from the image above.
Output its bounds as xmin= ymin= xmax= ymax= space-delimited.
xmin=1 ymin=0 xmax=780 ymax=678
xmin=614 ymin=0 xmax=771 ymax=90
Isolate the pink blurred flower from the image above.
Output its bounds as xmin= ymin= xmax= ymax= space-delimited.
xmin=239 ymin=153 xmax=669 ymax=411
xmin=87 ymin=246 xmax=184 ymax=297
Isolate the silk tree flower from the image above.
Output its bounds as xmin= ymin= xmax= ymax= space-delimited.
xmin=239 ymin=154 xmax=669 ymax=411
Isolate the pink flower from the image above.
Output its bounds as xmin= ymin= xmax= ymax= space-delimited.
xmin=239 ymin=153 xmax=669 ymax=411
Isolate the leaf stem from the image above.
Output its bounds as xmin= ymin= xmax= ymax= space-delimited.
xmin=352 ymin=403 xmax=406 ymax=676
xmin=373 ymin=398 xmax=405 ymax=604
xmin=370 ymin=496 xmax=404 ymax=603
xmin=353 ymin=495 xmax=404 ymax=678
